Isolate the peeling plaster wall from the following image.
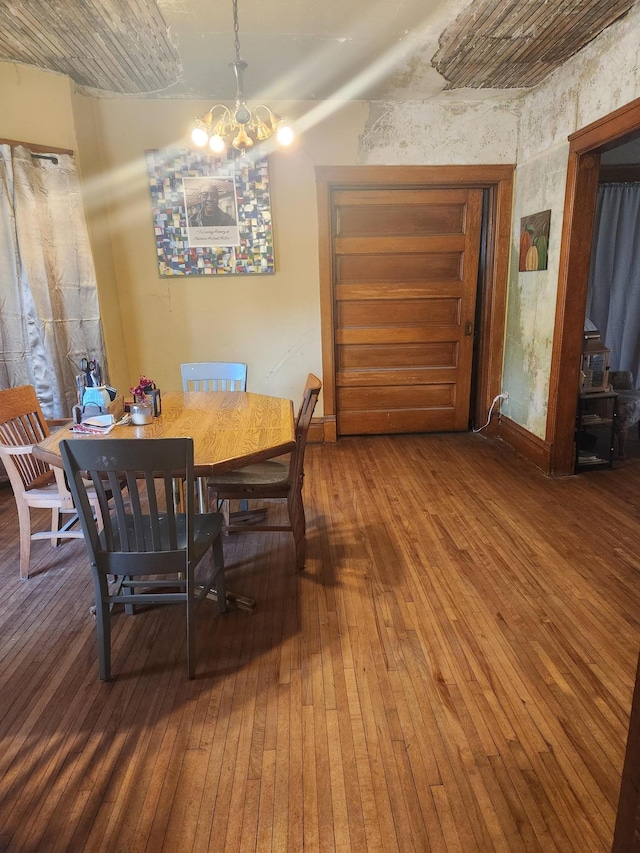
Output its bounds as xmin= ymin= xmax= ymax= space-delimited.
xmin=501 ymin=145 xmax=568 ymax=435
xmin=360 ymin=98 xmax=519 ymax=164
xmin=501 ymin=2 xmax=640 ymax=438
xmin=358 ymin=3 xmax=640 ymax=443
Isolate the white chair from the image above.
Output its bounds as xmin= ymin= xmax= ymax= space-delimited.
xmin=180 ymin=362 xmax=247 ymax=393
xmin=180 ymin=362 xmax=248 ymax=512
xmin=0 ymin=385 xmax=103 ymax=579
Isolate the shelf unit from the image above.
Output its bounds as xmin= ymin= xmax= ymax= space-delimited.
xmin=575 ymin=390 xmax=618 ymax=473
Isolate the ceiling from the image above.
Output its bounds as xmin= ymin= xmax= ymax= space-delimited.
xmin=0 ymin=0 xmax=637 ymax=102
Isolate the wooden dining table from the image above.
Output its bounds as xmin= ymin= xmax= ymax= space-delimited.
xmin=34 ymin=391 xmax=295 ymax=474
xmin=33 ymin=390 xmax=296 ymax=610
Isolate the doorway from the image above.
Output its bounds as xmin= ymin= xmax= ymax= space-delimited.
xmin=547 ymin=97 xmax=640 ymax=475
xmin=315 ymin=166 xmax=514 ymax=442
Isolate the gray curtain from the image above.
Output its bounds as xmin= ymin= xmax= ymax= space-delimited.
xmin=586 ymin=182 xmax=640 ymax=388
xmin=0 ymin=144 xmax=107 ymax=418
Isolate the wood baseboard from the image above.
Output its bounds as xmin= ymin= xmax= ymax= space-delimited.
xmin=497 ymin=415 xmax=553 ymax=474
xmin=310 ymin=415 xmax=554 ymax=475
xmin=308 ymin=416 xmax=336 ymax=443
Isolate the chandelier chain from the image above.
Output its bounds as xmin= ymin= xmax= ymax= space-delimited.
xmin=233 ymin=0 xmax=241 ymax=62
xmin=191 ymin=0 xmax=293 ymax=154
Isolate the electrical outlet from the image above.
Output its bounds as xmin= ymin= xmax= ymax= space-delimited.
xmin=500 ymin=391 xmax=509 ymax=400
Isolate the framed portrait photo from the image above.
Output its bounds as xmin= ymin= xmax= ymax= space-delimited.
xmin=145 ymin=148 xmax=275 ymax=276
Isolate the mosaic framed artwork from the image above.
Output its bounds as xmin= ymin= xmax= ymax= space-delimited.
xmin=145 ymin=148 xmax=274 ymax=276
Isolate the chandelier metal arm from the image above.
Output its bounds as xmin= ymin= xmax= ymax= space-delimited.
xmin=191 ymin=0 xmax=293 ymax=154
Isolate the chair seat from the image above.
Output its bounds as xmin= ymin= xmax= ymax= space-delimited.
xmin=210 ymin=460 xmax=290 ymax=489
xmin=17 ymin=481 xmax=75 ymax=507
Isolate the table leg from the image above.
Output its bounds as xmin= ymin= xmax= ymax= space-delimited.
xmin=205 ymin=588 xmax=256 ymax=611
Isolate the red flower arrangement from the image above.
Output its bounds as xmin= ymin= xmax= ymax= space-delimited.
xmin=130 ymin=374 xmax=155 ymax=400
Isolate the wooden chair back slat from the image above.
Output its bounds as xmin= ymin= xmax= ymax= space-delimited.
xmin=180 ymin=362 xmax=247 ymax=393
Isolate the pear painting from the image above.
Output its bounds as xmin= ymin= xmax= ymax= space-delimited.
xmin=519 ymin=209 xmax=551 ymax=271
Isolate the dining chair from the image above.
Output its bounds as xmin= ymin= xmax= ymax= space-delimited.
xmin=0 ymin=384 xmax=104 ymax=579
xmin=207 ymin=373 xmax=322 ymax=569
xmin=180 ymin=360 xmax=248 ymax=513
xmin=180 ymin=361 xmax=247 ymax=392
xmin=60 ymin=436 xmax=227 ymax=681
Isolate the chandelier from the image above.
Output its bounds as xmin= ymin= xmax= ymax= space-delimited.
xmin=191 ymin=0 xmax=294 ymax=155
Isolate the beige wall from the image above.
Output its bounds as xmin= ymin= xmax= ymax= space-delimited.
xmin=0 ymin=64 xmax=366 ymax=413
xmin=74 ymin=98 xmax=368 ymax=412
xmin=0 ymin=62 xmax=77 ymax=151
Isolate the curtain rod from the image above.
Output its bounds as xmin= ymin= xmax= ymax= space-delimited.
xmin=0 ymin=137 xmax=73 ymax=156
xmin=31 ymin=153 xmax=59 ymax=164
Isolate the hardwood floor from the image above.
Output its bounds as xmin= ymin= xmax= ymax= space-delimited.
xmin=1 ymin=432 xmax=639 ymax=851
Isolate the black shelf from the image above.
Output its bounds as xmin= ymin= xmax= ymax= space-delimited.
xmin=574 ymin=391 xmax=618 ymax=473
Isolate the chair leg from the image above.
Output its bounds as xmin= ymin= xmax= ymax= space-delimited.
xmin=122 ymin=576 xmax=136 ymax=615
xmin=289 ymin=491 xmax=307 ymax=570
xmin=16 ymin=502 xmax=33 ymax=580
xmin=222 ymin=498 xmax=230 ymax=528
xmin=186 ymin=569 xmax=196 ymax=680
xmin=51 ymin=507 xmax=61 ymax=547
xmin=93 ymin=574 xmax=112 ymax=681
xmin=213 ymin=537 xmax=227 ymax=613
xmin=618 ymin=426 xmax=628 ymax=458
xmin=196 ymin=477 xmax=208 ymax=512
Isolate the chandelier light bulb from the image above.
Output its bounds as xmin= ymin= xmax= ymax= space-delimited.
xmin=209 ymin=134 xmax=226 ymax=153
xmin=276 ymin=125 xmax=294 ymax=146
xmin=192 ymin=126 xmax=209 ymax=147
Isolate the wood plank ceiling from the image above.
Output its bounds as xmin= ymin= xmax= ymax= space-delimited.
xmin=0 ymin=0 xmax=636 ymax=97
xmin=0 ymin=0 xmax=181 ymax=94
xmin=434 ymin=0 xmax=638 ymax=89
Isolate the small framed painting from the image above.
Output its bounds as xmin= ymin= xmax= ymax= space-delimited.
xmin=145 ymin=148 xmax=274 ymax=276
xmin=519 ymin=209 xmax=550 ymax=271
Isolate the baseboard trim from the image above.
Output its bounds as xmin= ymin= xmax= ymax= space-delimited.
xmin=310 ymin=414 xmax=555 ymax=474
xmin=308 ymin=416 xmax=336 ymax=443
xmin=498 ymin=415 xmax=553 ymax=474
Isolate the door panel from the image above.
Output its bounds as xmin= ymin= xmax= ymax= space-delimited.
xmin=337 ymin=204 xmax=466 ymax=236
xmin=336 ymin=251 xmax=463 ymax=281
xmin=338 ymin=342 xmax=458 ymax=370
xmin=337 ymin=298 xmax=459 ymax=327
xmin=333 ymin=187 xmax=483 ymax=435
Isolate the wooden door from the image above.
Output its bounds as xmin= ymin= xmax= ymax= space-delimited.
xmin=332 ymin=187 xmax=484 ymax=435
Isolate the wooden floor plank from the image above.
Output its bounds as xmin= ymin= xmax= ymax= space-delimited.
xmin=1 ymin=432 xmax=640 ymax=851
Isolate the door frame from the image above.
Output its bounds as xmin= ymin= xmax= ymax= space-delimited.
xmin=548 ymin=96 xmax=640 ymax=475
xmin=315 ymin=165 xmax=514 ymax=441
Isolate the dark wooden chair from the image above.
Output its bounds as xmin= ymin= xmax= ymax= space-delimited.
xmin=0 ymin=384 xmax=103 ymax=579
xmin=60 ymin=437 xmax=227 ymax=681
xmin=207 ymin=374 xmax=322 ymax=569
